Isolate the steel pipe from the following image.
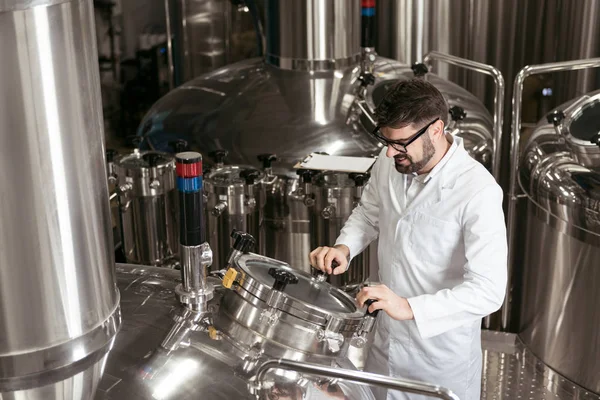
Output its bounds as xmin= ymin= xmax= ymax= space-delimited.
xmin=504 ymin=56 xmax=600 ymax=331
xmin=255 ymin=359 xmax=460 ymax=400
xmin=423 ymin=51 xmax=505 ymax=182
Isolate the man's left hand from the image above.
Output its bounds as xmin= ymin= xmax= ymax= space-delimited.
xmin=355 ymin=284 xmax=414 ymax=321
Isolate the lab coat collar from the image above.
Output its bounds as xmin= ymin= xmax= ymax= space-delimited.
xmin=398 ymin=135 xmax=473 ymax=216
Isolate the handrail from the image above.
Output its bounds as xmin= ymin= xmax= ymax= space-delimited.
xmin=503 ymin=56 xmax=600 ymax=330
xmin=423 ymin=51 xmax=505 ymax=182
xmin=254 ymin=358 xmax=460 ymax=400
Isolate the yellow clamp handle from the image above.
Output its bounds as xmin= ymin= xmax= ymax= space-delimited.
xmin=222 ymin=267 xmax=238 ymax=289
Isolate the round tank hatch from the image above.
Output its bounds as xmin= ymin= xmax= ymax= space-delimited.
xmin=243 ymin=259 xmax=356 ymax=314
xmin=569 ymin=100 xmax=600 ymax=142
xmin=115 ymin=151 xmax=174 ymax=170
xmin=205 ymin=165 xmax=265 ymax=187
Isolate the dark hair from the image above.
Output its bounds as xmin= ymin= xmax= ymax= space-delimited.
xmin=374 ymin=78 xmax=449 ymax=129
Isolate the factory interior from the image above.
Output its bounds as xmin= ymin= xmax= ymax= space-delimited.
xmin=2 ymin=0 xmax=600 ymax=399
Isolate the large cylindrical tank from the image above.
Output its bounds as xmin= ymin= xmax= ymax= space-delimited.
xmin=167 ymin=0 xmax=264 ymax=86
xmin=112 ymin=150 xmax=179 ymax=266
xmin=0 ymin=0 xmax=121 ymax=398
xmin=517 ymin=89 xmax=600 ymax=394
xmin=136 ymin=0 xmax=494 ymax=281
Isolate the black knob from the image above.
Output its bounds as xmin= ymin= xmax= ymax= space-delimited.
xmin=169 ymin=139 xmax=189 ymax=153
xmin=411 ymin=63 xmax=429 ymax=77
xmin=209 ymin=150 xmax=228 ymax=164
xmin=257 ymin=153 xmax=278 ymax=169
xmin=591 ymin=132 xmax=600 ymax=148
xmin=313 ymin=260 xmax=342 ymax=279
xmin=546 ymin=110 xmax=565 ymax=126
xmin=240 ymin=169 xmax=261 ymax=185
xmin=126 ymin=135 xmax=142 ymax=147
xmin=106 ymin=149 xmax=118 ymax=163
xmin=349 ymin=172 xmax=370 ymax=187
xmin=449 ymin=106 xmax=467 ymax=121
xmin=230 ymin=229 xmax=256 ymax=253
xmin=268 ymin=267 xmax=299 ymax=292
xmin=142 ymin=153 xmax=162 ymax=167
xmin=296 ymin=169 xmax=318 ymax=183
xmin=364 ymin=299 xmax=380 ymax=317
xmin=358 ymin=72 xmax=376 ymax=87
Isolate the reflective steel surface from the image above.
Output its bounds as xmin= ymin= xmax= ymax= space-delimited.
xmin=0 ymin=0 xmax=120 ymax=397
xmin=114 ymin=150 xmax=179 ymax=266
xmin=481 ymin=331 xmax=600 ymax=399
xmin=512 ymin=87 xmax=600 ymax=393
xmin=264 ymin=0 xmax=360 ymax=70
xmin=96 ymin=263 xmax=377 ymax=400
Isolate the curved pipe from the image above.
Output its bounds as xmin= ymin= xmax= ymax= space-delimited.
xmin=255 ymin=359 xmax=460 ymax=400
xmin=504 ymin=57 xmax=600 ymax=331
xmin=423 ymin=51 xmax=505 ymax=182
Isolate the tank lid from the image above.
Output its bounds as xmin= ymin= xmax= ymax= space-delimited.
xmin=114 ymin=150 xmax=175 ymax=170
xmin=205 ymin=165 xmax=265 ymax=187
xmin=231 ymin=254 xmax=363 ymax=326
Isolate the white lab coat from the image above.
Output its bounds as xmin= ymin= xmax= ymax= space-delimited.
xmin=335 ymin=136 xmax=507 ymax=400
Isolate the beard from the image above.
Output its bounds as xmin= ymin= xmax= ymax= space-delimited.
xmin=394 ymin=134 xmax=436 ymax=174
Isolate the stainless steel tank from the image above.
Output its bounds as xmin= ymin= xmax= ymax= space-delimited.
xmin=204 ymin=158 xmax=265 ymax=270
xmin=507 ymin=58 xmax=600 ymax=394
xmin=165 ymin=0 xmax=264 ymax=87
xmin=0 ymin=0 xmax=121 ymax=398
xmin=307 ymin=171 xmax=371 ymax=291
xmin=95 ymin=259 xmax=460 ymax=400
xmin=137 ymin=0 xmax=498 ymax=286
xmin=110 ymin=149 xmax=179 ymax=267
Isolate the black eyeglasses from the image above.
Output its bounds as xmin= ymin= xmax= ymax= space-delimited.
xmin=371 ymin=117 xmax=440 ymax=153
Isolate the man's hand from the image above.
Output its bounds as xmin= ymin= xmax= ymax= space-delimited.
xmin=355 ymin=284 xmax=414 ymax=321
xmin=309 ymin=244 xmax=350 ymax=275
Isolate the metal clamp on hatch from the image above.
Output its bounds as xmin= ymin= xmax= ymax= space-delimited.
xmin=222 ymin=230 xmax=256 ymax=289
xmin=350 ymin=299 xmax=380 ymax=348
xmin=259 ymin=268 xmax=299 ymax=326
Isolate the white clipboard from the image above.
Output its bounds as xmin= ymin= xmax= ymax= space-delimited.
xmin=293 ymin=153 xmax=377 ymax=173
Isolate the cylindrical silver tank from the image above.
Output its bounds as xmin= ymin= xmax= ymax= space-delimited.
xmin=204 ymin=163 xmax=265 ymax=270
xmin=309 ymin=171 xmax=371 ymax=291
xmin=96 ymin=262 xmax=458 ymax=399
xmin=137 ymin=0 xmax=495 ymax=285
xmin=112 ymin=150 xmax=179 ymax=266
xmin=517 ymin=89 xmax=600 ymax=394
xmin=0 ymin=0 xmax=121 ymax=398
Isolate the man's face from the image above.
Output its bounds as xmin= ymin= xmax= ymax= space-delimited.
xmin=381 ymin=123 xmax=437 ymax=174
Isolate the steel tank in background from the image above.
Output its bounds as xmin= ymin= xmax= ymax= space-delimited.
xmin=204 ymin=152 xmax=265 ymax=270
xmin=165 ymin=0 xmax=265 ymax=87
xmin=307 ymin=171 xmax=372 ymax=291
xmin=507 ymin=58 xmax=600 ymax=394
xmin=138 ymin=0 xmax=498 ymax=290
xmin=0 ymin=0 xmax=120 ymax=398
xmin=109 ymin=149 xmax=179 ymax=267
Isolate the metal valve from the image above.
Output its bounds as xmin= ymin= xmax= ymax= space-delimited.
xmin=257 ymin=153 xmax=278 ymax=172
xmin=411 ymin=63 xmax=429 ymax=77
xmin=212 ymin=200 xmax=228 ymax=216
xmin=209 ymin=150 xmax=228 ymax=167
xmin=142 ymin=153 xmax=162 ymax=189
xmin=312 ymin=260 xmax=342 ymax=283
xmin=240 ymin=169 xmax=260 ymax=209
xmin=222 ymin=230 xmax=256 ymax=289
xmin=449 ymin=106 xmax=467 ymax=121
xmin=106 ymin=149 xmax=118 ymax=184
xmin=169 ymin=139 xmax=189 ymax=153
xmin=350 ymin=299 xmax=380 ymax=348
xmin=321 ymin=204 xmax=336 ymax=219
xmin=546 ymin=110 xmax=565 ymax=127
xmin=296 ymin=169 xmax=318 ymax=206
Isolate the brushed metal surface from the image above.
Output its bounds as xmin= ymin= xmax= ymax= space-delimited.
xmin=0 ymin=0 xmax=120 ymax=397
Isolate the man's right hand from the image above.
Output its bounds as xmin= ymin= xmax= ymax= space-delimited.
xmin=309 ymin=245 xmax=350 ymax=275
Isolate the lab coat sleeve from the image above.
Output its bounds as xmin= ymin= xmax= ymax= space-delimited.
xmin=333 ymin=157 xmax=381 ymax=261
xmin=406 ymin=183 xmax=508 ymax=339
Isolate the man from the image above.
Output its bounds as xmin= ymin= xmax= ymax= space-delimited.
xmin=309 ymin=79 xmax=507 ymax=400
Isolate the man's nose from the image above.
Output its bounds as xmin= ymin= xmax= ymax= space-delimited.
xmin=386 ymin=145 xmax=400 ymax=158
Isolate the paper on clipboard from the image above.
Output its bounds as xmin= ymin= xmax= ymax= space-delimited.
xmin=294 ymin=153 xmax=377 ymax=173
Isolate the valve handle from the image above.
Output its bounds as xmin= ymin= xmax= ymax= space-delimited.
xmin=411 ymin=63 xmax=429 ymax=77
xmin=240 ymin=169 xmax=261 ymax=185
xmin=230 ymin=229 xmax=256 ymax=253
xmin=142 ymin=153 xmax=162 ymax=168
xmin=169 ymin=139 xmax=189 ymax=153
xmin=268 ymin=268 xmax=299 ymax=292
xmin=546 ymin=110 xmax=565 ymax=127
xmin=209 ymin=150 xmax=228 ymax=164
xmin=349 ymin=172 xmax=370 ymax=186
xmin=449 ymin=106 xmax=467 ymax=121
xmin=257 ymin=153 xmax=278 ymax=169
xmin=364 ymin=299 xmax=380 ymax=317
